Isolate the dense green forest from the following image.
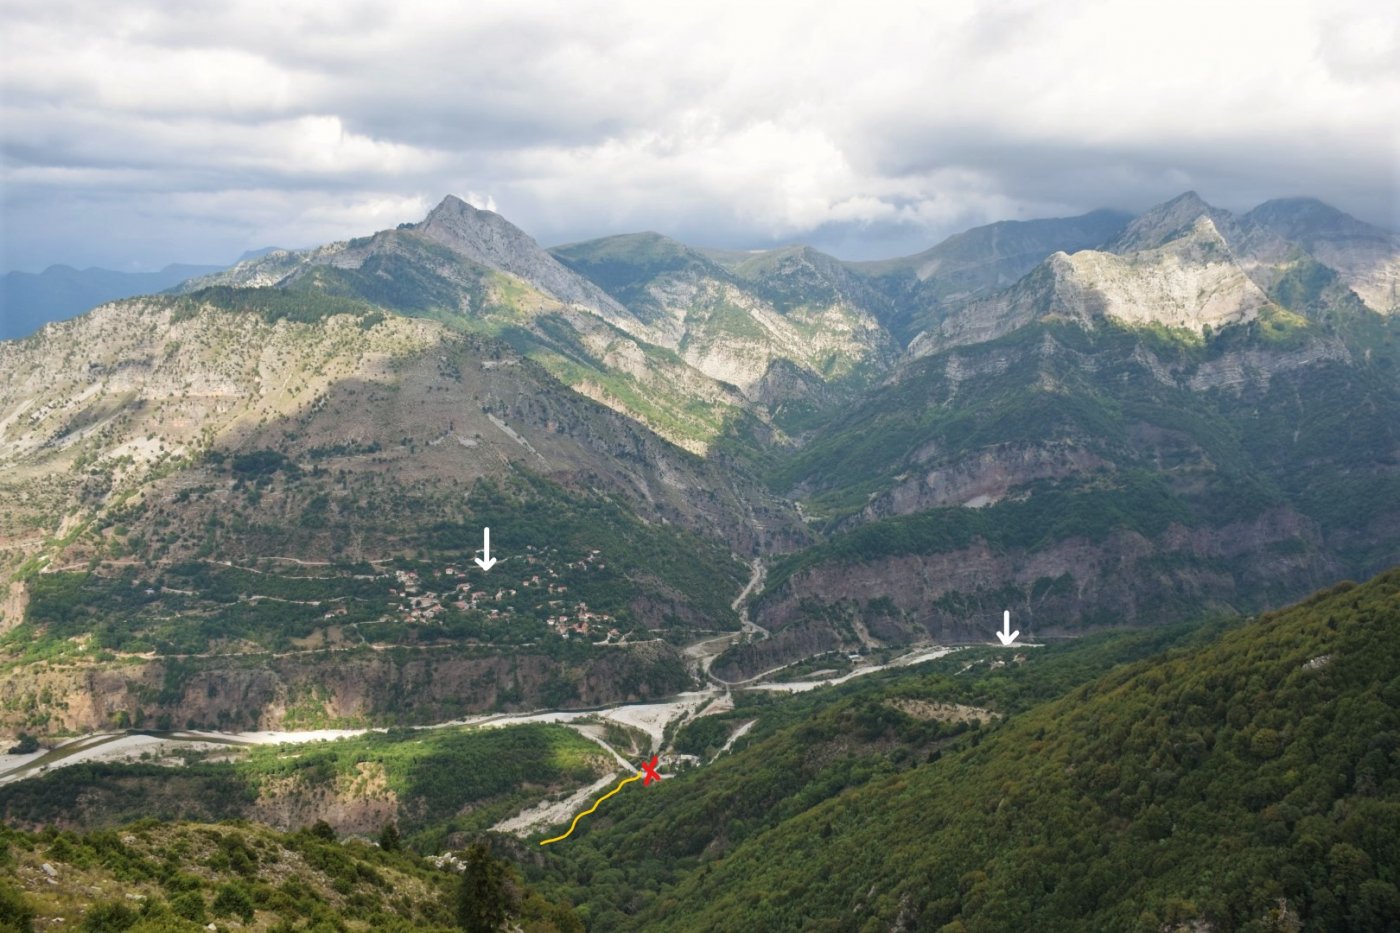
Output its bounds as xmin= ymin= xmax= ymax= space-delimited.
xmin=528 ymin=566 xmax=1400 ymax=931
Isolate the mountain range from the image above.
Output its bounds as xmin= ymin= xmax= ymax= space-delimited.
xmin=2 ymin=188 xmax=1399 ymax=932
xmin=0 ymin=190 xmax=1397 ymax=728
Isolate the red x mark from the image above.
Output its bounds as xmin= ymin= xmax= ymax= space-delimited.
xmin=640 ymin=755 xmax=662 ymax=786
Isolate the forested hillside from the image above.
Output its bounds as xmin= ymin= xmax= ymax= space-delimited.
xmin=534 ymin=566 xmax=1400 ymax=931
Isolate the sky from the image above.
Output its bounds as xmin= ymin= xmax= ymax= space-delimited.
xmin=1 ymin=0 xmax=1396 ymax=273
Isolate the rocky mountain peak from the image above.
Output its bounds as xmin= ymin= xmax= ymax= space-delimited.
xmin=414 ymin=194 xmax=538 ymax=261
xmin=411 ymin=195 xmax=627 ymax=315
xmin=1108 ymin=191 xmax=1231 ymax=254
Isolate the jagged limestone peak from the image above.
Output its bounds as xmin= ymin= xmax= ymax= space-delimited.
xmin=1108 ymin=190 xmax=1231 ymax=254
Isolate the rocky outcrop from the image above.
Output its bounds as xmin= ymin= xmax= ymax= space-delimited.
xmin=755 ymin=508 xmax=1340 ymax=644
xmin=1186 ymin=339 xmax=1351 ymax=392
xmin=914 ymin=216 xmax=1269 ymax=355
xmin=851 ymin=442 xmax=1110 ymax=523
xmin=1243 ymin=198 xmax=1400 ymax=314
xmin=851 ymin=209 xmax=1131 ymax=342
xmin=412 ymin=196 xmax=633 ymax=320
xmin=0 ymin=641 xmax=692 ymax=738
xmin=555 ymin=234 xmax=895 ymax=401
xmin=1106 ymin=191 xmax=1233 ymax=254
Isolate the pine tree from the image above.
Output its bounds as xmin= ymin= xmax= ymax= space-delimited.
xmin=378 ymin=822 xmax=401 ymax=852
xmin=456 ymin=842 xmax=509 ymax=932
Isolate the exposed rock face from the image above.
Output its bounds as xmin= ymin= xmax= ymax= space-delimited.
xmin=1242 ymin=197 xmax=1400 ymax=314
xmin=4 ymin=189 xmax=1395 ymax=725
xmin=183 ymin=196 xmax=630 ymax=323
xmin=756 ymin=508 xmax=1338 ymax=646
xmin=1185 ymin=339 xmax=1351 ymax=392
xmin=412 ymin=196 xmax=631 ymax=319
xmin=174 ymin=248 xmax=310 ymax=291
xmin=851 ymin=442 xmax=1110 ymax=523
xmin=0 ymin=641 xmax=692 ymax=736
xmin=915 ymin=216 xmax=1269 ymax=355
xmin=909 ymin=191 xmax=1399 ymax=358
xmin=553 ymin=234 xmax=894 ymax=403
xmin=1106 ymin=191 xmax=1233 ymax=253
xmin=0 ymin=293 xmax=802 ymax=576
xmin=851 ymin=209 xmax=1131 ymax=342
xmin=1060 ymin=217 xmax=1270 ymax=329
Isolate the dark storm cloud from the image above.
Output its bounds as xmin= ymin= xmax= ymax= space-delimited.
xmin=1 ymin=0 xmax=1394 ymax=272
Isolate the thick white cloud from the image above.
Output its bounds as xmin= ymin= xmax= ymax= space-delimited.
xmin=0 ymin=0 xmax=1395 ymax=270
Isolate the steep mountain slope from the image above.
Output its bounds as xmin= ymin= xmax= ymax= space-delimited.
xmin=179 ymin=198 xmax=753 ymax=454
xmin=539 ymin=567 xmax=1400 ymax=932
xmin=187 ymin=197 xmax=897 ymax=457
xmin=0 ymin=289 xmax=787 ymax=567
xmin=850 ymin=208 xmax=1132 ymax=343
xmin=748 ymin=321 xmax=1400 ymax=666
xmin=3 ymin=190 xmax=1395 ymax=734
xmin=1243 ymin=197 xmax=1400 ymax=315
xmin=0 ymin=262 xmax=222 ymax=340
xmin=0 ymin=288 xmax=802 ymax=731
xmin=753 ymin=193 xmax=1400 ymax=669
xmin=1106 ymin=190 xmax=1235 ymax=253
xmin=915 ymin=192 xmax=1399 ymax=358
xmin=551 ymin=234 xmax=894 ymax=429
xmin=914 ymin=215 xmax=1272 ymax=355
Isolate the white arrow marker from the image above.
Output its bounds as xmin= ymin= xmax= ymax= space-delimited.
xmin=474 ymin=527 xmax=498 ymax=572
xmin=995 ymin=609 xmax=1019 ymax=646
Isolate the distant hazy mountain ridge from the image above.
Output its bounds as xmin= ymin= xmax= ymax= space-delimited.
xmin=0 ymin=262 xmax=223 ymax=340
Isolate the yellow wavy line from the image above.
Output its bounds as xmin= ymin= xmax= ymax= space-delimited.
xmin=539 ymin=773 xmax=641 ymax=846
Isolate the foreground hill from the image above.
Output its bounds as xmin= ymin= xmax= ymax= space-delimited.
xmin=0 ymin=722 xmax=614 ymax=854
xmin=537 ymin=566 xmax=1400 ymax=931
xmin=0 ymin=818 xmax=581 ymax=931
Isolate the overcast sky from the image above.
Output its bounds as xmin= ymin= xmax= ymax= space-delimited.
xmin=1 ymin=0 xmax=1396 ymax=272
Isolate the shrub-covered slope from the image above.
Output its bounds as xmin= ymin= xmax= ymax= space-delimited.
xmin=0 ymin=818 xmax=580 ymax=932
